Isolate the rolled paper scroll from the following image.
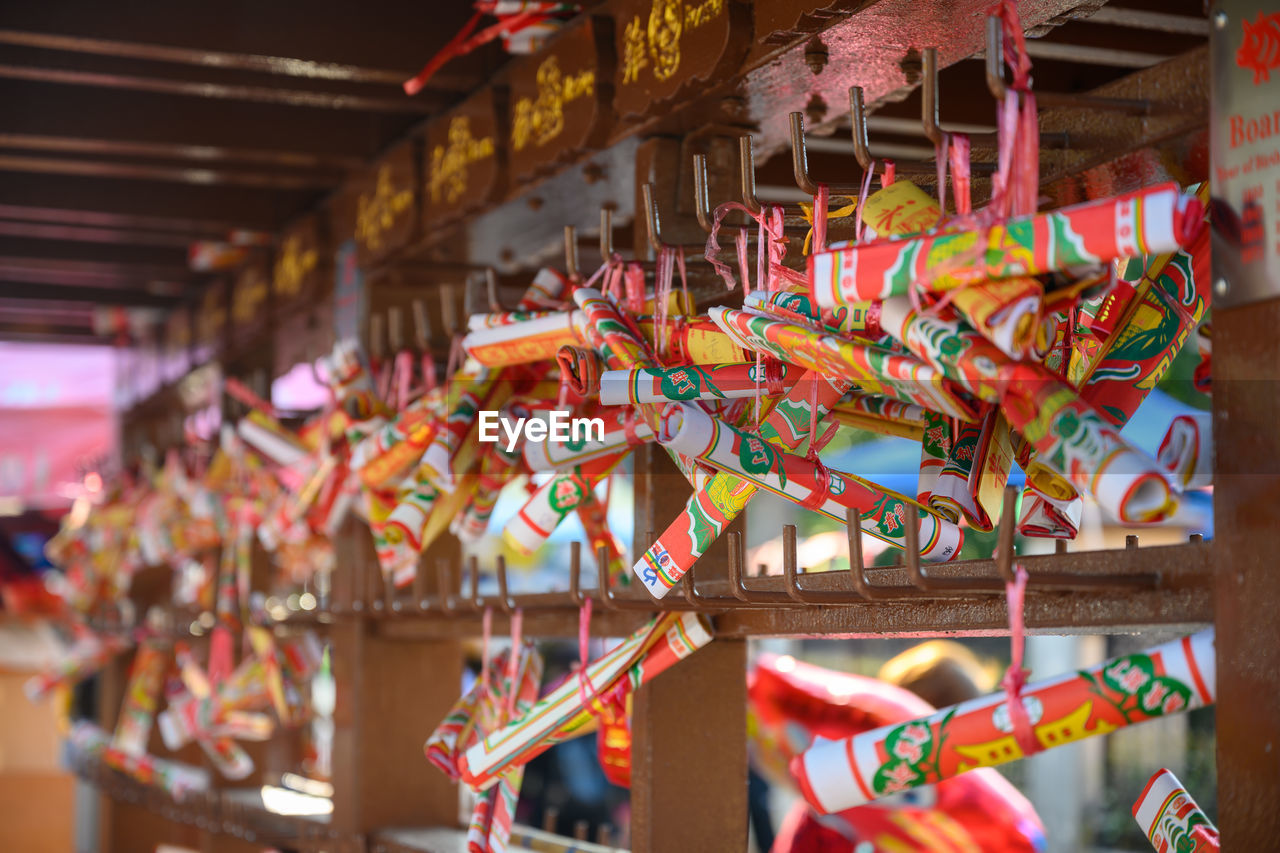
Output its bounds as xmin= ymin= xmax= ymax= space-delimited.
xmin=709 ymin=306 xmax=979 ymax=421
xmin=916 ymin=409 xmax=951 ymax=504
xmin=810 ymin=182 xmax=1203 ymax=306
xmin=165 ymin=644 xmax=255 ymax=780
xmin=378 ymin=474 xmax=440 ymax=585
xmin=467 ymin=309 xmax=556 ymax=330
xmin=928 ymin=409 xmax=1014 ymax=532
xmin=459 ymin=611 xmax=712 ymax=790
xmin=634 ymin=371 xmax=852 ymax=597
xmin=418 ymin=370 xmax=510 ymax=492
xmin=25 ymin=629 xmax=128 ymax=702
xmin=113 ymin=640 xmax=169 ymax=756
xmin=463 ymin=312 xmax=582 ymax=367
xmin=71 ymin=721 xmax=211 ymax=799
xmin=452 ymin=438 xmax=521 ymax=545
xmin=947 ymin=277 xmax=1044 ymax=360
xmin=828 ymin=392 xmax=924 ymax=441
xmin=503 ymin=452 xmax=626 ymax=555
xmin=1133 ymin=768 xmax=1220 ymax=852
xmin=1158 ymin=413 xmax=1212 ymax=491
xmin=599 ymin=362 xmax=803 ymax=406
xmin=523 ymin=407 xmax=654 ymax=472
xmin=1016 ymin=483 xmax=1083 ymax=539
xmin=517 ymin=266 xmax=571 ymax=311
xmin=743 ymin=289 xmax=880 ymax=340
xmin=237 ymin=410 xmax=310 ymax=468
xmin=656 ymin=403 xmax=962 ymax=561
xmin=794 ymin=629 xmax=1216 ymax=814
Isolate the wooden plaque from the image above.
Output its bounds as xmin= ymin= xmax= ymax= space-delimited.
xmin=424 ymin=86 xmax=504 ymax=226
xmin=611 ymin=0 xmax=750 ymax=119
xmin=507 ymin=15 xmax=615 ymax=183
xmin=274 ymin=214 xmax=330 ymax=308
xmin=356 ymin=137 xmax=420 ymax=267
xmin=232 ymin=257 xmax=271 ymax=346
xmin=162 ymin=306 xmax=191 ymax=383
xmin=194 ymin=278 xmax=228 ymax=362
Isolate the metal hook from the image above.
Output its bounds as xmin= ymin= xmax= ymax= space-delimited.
xmin=789 ymin=112 xmax=864 ymax=197
xmin=485 ymin=268 xmax=502 ymax=313
xmin=440 ymin=285 xmax=459 ymax=338
xmin=368 ymin=313 xmax=386 ymax=362
xmin=783 ymin=522 xmax=863 ymax=604
xmin=494 ymin=555 xmax=518 ymax=614
xmin=693 ymin=153 xmax=713 ymax=233
xmin=739 ymin=136 xmax=763 ymax=216
xmin=984 ymin=15 xmax=1149 ymax=114
xmin=922 ymin=48 xmax=943 ymax=146
xmin=564 ymin=225 xmax=581 ymax=280
xmin=387 ymin=306 xmax=405 ymax=353
xmin=728 ymin=531 xmax=797 ymax=605
xmin=641 ymin=182 xmax=663 ymax=256
xmin=596 ymin=544 xmax=656 ymax=610
xmin=411 ymin=299 xmax=432 ymax=351
xmin=600 ymin=207 xmax=614 ymax=261
xmin=568 ymin=541 xmax=589 ymax=607
xmin=468 ymin=555 xmax=483 ymax=610
xmin=435 ymin=558 xmax=455 ymax=613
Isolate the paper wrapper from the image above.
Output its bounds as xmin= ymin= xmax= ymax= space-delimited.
xmin=948 ymin=277 xmax=1044 ymax=360
xmin=795 ymin=630 xmax=1216 ymax=814
xmin=468 ymin=309 xmax=556 ymax=330
xmin=811 ymin=182 xmax=1202 ymax=305
xmin=916 ymin=409 xmax=951 ymax=504
xmin=928 ymin=408 xmax=1014 ymax=531
xmin=522 ymin=406 xmax=655 ymax=471
xmin=166 ymin=643 xmax=255 ymax=780
xmin=516 ymin=266 xmax=571 ymax=311
xmin=599 ymin=362 xmax=803 ymax=406
xmin=459 ymin=611 xmax=711 ymax=789
xmin=634 ymin=372 xmax=851 ymax=596
xmin=829 ymin=392 xmax=925 ymax=441
xmin=743 ymin=289 xmax=879 ymax=339
xmin=419 ymin=369 xmax=510 ymax=492
xmin=503 ymin=452 xmax=625 ymax=555
xmin=656 ymin=403 xmax=961 ymax=561
xmin=463 ymin=311 xmax=583 ymax=367
xmin=350 ymin=392 xmax=442 ymax=490
xmin=452 ymin=438 xmax=521 ymax=545
xmin=25 ymin=629 xmax=128 ymax=702
xmin=380 ymin=475 xmax=441 ymax=584
xmin=709 ymin=306 xmax=978 ymax=421
xmin=1133 ymin=768 xmax=1219 ymax=852
xmin=71 ymin=721 xmax=210 ymax=799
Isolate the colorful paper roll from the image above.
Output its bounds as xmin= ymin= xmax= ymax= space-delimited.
xmin=71 ymin=721 xmax=211 ymax=799
xmin=25 ymin=629 xmax=128 ymax=702
xmin=710 ymin=306 xmax=978 ymax=421
xmin=794 ymin=629 xmax=1215 ymax=814
xmin=522 ymin=406 xmax=654 ymax=471
xmin=599 ymin=362 xmax=803 ymax=406
xmin=655 ymin=402 xmax=961 ymax=561
xmin=1133 ymin=768 xmax=1219 ymax=852
xmin=810 ymin=182 xmax=1203 ymax=306
xmin=463 ymin=312 xmax=582 ymax=367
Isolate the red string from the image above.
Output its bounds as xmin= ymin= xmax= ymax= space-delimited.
xmin=403 ymin=6 xmax=553 ymax=96
xmin=1000 ymin=565 xmax=1040 ymax=757
xmin=575 ymin=599 xmax=609 ymax=718
xmin=506 ymin=608 xmax=523 ymax=718
xmin=882 ymin=161 xmax=896 ymax=187
xmin=812 ymin=184 xmax=830 ymax=253
xmin=479 ymin=606 xmax=493 ymax=701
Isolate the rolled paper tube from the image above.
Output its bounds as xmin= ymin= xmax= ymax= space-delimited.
xmin=459 ymin=611 xmax=712 ymax=790
xmin=1158 ymin=413 xmax=1212 ymax=490
xmin=810 ymin=182 xmax=1203 ymax=306
xmin=556 ymin=345 xmax=602 ymax=398
xmin=634 ymin=371 xmax=851 ymax=596
xmin=743 ymin=289 xmax=881 ymax=340
xmin=379 ymin=478 xmax=441 ymax=584
xmin=794 ymin=629 xmax=1216 ymax=814
xmin=599 ymin=362 xmax=804 ymax=406
xmin=828 ymin=393 xmax=924 ymax=441
xmin=916 ymin=409 xmax=952 ymax=504
xmin=237 ymin=411 xmax=309 ymax=468
xmin=523 ymin=407 xmax=654 ymax=471
xmin=928 ymin=409 xmax=1014 ymax=532
xmin=418 ymin=370 xmax=509 ymax=492
xmin=452 ymin=439 xmax=521 ymax=545
xmin=709 ymin=306 xmax=979 ymax=421
xmin=25 ymin=630 xmax=128 ymax=701
xmin=1078 ymin=237 xmax=1210 ymax=426
xmin=1016 ymin=483 xmax=1083 ymax=539
xmin=462 ymin=311 xmax=582 ymax=367
xmin=946 ymin=277 xmax=1044 ymax=360
xmin=467 ymin=309 xmax=556 ymax=330
xmin=112 ymin=640 xmax=169 ymax=756
xmin=351 ymin=391 xmax=444 ymax=490
xmin=1000 ymin=362 xmax=1177 ymax=523
xmin=577 ymin=496 xmax=629 ymax=586
xmin=503 ymin=452 xmax=626 ymax=555
xmin=571 ymin=288 xmax=658 ymax=375
xmin=71 ymin=722 xmax=211 ymax=799
xmin=861 ymin=178 xmax=946 ymax=241
xmin=1133 ymin=769 xmax=1220 ymax=852
xmin=656 ymin=403 xmax=962 ymax=561
xmin=517 ymin=266 xmax=571 ymax=311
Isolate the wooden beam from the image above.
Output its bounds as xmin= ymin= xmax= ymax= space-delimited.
xmin=0 ymin=219 xmax=197 ymax=249
xmin=0 ymin=133 xmax=364 ymax=171
xmin=0 ymin=203 xmax=236 ymax=236
xmin=0 ymin=63 xmax=432 ymax=113
xmin=0 ymin=236 xmax=192 ymax=269
xmin=0 ymin=282 xmax=181 ymax=307
xmin=0 ymin=152 xmax=340 ymax=190
xmin=0 ymin=255 xmax=192 ymax=287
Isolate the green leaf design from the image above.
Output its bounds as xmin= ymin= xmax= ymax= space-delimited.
xmin=1101 ymin=653 xmax=1155 ymax=697
xmin=1137 ymin=675 xmax=1192 ymax=717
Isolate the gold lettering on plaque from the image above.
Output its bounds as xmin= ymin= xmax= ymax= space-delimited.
xmin=357 ymin=165 xmax=413 ymax=252
xmin=428 ymin=116 xmax=495 ymax=205
xmin=512 ymin=56 xmax=596 ymax=151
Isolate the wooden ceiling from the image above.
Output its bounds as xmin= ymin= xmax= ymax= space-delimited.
xmin=0 ymin=0 xmax=506 ymax=344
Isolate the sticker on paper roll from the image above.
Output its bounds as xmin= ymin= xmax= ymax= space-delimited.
xmin=655 ymin=403 xmax=961 ymax=562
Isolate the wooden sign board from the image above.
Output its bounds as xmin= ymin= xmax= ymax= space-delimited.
xmin=752 ymin=0 xmax=867 ymax=49
xmin=193 ymin=278 xmax=228 ymax=363
xmin=507 ymin=15 xmax=614 ymax=183
xmin=162 ymin=306 xmax=191 ymax=383
xmin=274 ymin=215 xmax=329 ymax=308
xmin=231 ymin=257 xmax=271 ymax=347
xmin=424 ymin=86 xmax=504 ymax=226
xmin=356 ymin=137 xmax=420 ymax=267
xmin=611 ymin=0 xmax=750 ymax=119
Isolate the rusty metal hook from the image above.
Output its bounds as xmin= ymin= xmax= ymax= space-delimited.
xmin=728 ymin=530 xmax=798 ymax=605
xmin=435 ymin=558 xmax=456 ymax=614
xmin=739 ymin=136 xmax=763 ymax=216
xmin=789 ymin=112 xmax=865 ymax=197
xmin=600 ymin=207 xmax=614 ymax=262
xmin=783 ymin=522 xmax=864 ymax=604
xmin=564 ymin=225 xmax=581 ymax=281
xmin=494 ymin=555 xmax=519 ymax=614
xmin=692 ymin=153 xmax=714 ymax=233
xmin=596 ymin=544 xmax=657 ymax=611
xmin=411 ymin=299 xmax=432 ymax=351
xmin=568 ymin=540 xmax=589 ymax=607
